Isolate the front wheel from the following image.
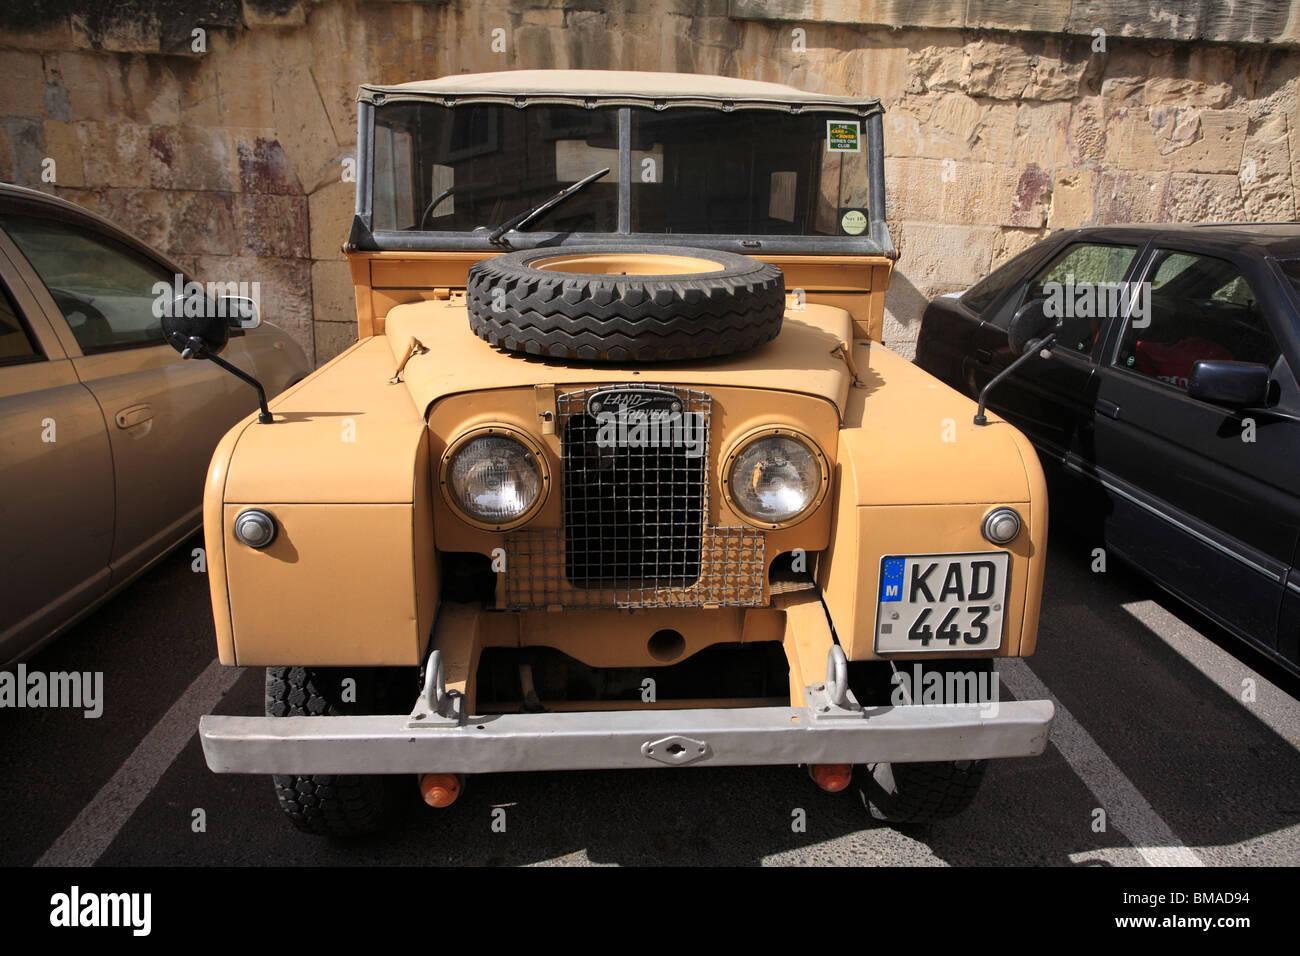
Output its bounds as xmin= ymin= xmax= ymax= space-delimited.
xmin=265 ymin=666 xmax=413 ymax=837
xmin=856 ymin=758 xmax=988 ymax=823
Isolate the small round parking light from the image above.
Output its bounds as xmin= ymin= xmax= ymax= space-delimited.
xmin=234 ymin=509 xmax=277 ymax=549
xmin=982 ymin=507 xmax=1021 ymax=545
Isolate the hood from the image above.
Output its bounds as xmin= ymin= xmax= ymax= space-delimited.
xmin=383 ymin=299 xmax=857 ymax=419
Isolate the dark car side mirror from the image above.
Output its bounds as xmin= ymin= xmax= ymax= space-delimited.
xmin=973 ymin=299 xmax=1060 ymax=426
xmin=1007 ymin=299 xmax=1056 ymax=355
xmin=161 ymin=294 xmax=274 ymax=424
xmin=1187 ymin=360 xmax=1271 ymax=408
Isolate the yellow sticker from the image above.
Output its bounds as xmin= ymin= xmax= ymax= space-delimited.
xmin=841 ymin=209 xmax=867 ymax=235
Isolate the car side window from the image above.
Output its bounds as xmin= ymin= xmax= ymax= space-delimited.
xmin=1011 ymin=242 xmax=1139 ymax=354
xmin=1116 ymin=250 xmax=1281 ymax=392
xmin=962 ymin=242 xmax=1052 ymax=316
xmin=0 ymin=281 xmax=41 ymax=365
xmin=0 ymin=214 xmax=173 ymax=354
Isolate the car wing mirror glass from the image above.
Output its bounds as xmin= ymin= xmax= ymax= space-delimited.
xmin=1186 ymin=360 xmax=1271 ymax=408
xmin=221 ymin=295 xmax=261 ymax=330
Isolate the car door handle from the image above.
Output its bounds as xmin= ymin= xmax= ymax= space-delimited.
xmin=115 ymin=403 xmax=153 ymax=429
xmin=975 ymin=348 xmax=993 ymax=365
xmin=1094 ymin=399 xmax=1121 ymax=420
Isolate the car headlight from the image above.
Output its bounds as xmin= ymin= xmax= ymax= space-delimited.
xmin=723 ymin=428 xmax=828 ymax=528
xmin=441 ymin=427 xmax=547 ymax=529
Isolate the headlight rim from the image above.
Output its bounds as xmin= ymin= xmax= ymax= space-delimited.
xmin=720 ymin=425 xmax=830 ymax=530
xmin=438 ymin=423 xmax=550 ymax=532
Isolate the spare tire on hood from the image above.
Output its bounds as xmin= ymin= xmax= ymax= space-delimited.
xmin=465 ymin=245 xmax=785 ymax=362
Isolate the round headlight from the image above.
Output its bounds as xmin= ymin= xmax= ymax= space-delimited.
xmin=443 ymin=430 xmax=545 ymax=528
xmin=725 ymin=430 xmax=827 ymax=527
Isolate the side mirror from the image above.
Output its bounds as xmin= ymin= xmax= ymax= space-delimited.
xmin=162 ymin=295 xmax=229 ymax=356
xmin=224 ymin=295 xmax=261 ymax=331
xmin=161 ymin=294 xmax=273 ymax=424
xmin=975 ymin=299 xmax=1059 ymax=426
xmin=1007 ymin=299 xmax=1055 ymax=354
xmin=1187 ymin=360 xmax=1271 ymax=408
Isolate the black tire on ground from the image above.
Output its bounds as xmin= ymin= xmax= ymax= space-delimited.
xmin=265 ymin=666 xmax=413 ymax=837
xmin=465 ymin=245 xmax=785 ymax=362
xmin=852 ymin=659 xmax=992 ymax=823
xmin=857 ymin=758 xmax=989 ymax=824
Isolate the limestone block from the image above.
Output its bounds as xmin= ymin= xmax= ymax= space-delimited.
xmin=170 ymin=191 xmax=239 ymax=257
xmin=1240 ymin=111 xmax=1296 ymax=220
xmin=79 ymin=122 xmax=151 ymax=188
xmin=271 ymin=63 xmax=341 ymax=194
xmin=235 ymin=135 xmax=300 ymax=194
xmin=149 ymin=125 xmax=235 ymax=191
xmin=1048 ymin=167 xmax=1099 ymax=228
xmin=1093 ymin=170 xmax=1169 ymax=223
xmin=0 ymin=51 xmax=47 ymax=117
xmin=313 ymin=320 xmax=357 ymax=366
xmin=1 ymin=117 xmax=46 ymax=186
xmin=40 ymin=121 xmax=84 ymax=188
xmin=243 ymin=1 xmax=307 ymax=28
xmin=308 ymin=180 xmax=354 ymax=261
xmin=1161 ymin=172 xmax=1246 ymax=222
xmin=311 ymin=259 xmax=356 ymax=325
xmin=236 ymin=193 xmax=310 ymax=258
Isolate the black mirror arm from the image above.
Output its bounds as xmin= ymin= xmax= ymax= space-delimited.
xmin=973 ymin=332 xmax=1058 ymax=426
xmin=169 ymin=332 xmax=274 ymax=424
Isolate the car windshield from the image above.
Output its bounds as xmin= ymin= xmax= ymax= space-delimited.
xmin=370 ymin=103 xmax=872 ymax=239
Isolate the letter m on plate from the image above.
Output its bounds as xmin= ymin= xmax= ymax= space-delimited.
xmin=880 ymin=558 xmax=905 ymax=601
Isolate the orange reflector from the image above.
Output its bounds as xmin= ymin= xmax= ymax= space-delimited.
xmin=810 ymin=764 xmax=852 ymax=793
xmin=419 ymin=773 xmax=462 ymax=807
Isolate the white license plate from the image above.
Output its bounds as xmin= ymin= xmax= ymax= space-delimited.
xmin=874 ymin=552 xmax=1010 ymax=653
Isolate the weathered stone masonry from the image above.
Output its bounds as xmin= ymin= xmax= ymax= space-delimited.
xmin=1 ymin=0 xmax=1297 ymax=363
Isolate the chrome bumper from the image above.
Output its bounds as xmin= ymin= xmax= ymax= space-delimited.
xmin=199 ymin=699 xmax=1054 ymax=775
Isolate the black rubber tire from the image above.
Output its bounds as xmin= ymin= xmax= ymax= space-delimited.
xmin=857 ymin=758 xmax=988 ymax=824
xmin=265 ymin=666 xmax=412 ymax=837
xmin=852 ymin=659 xmax=992 ymax=823
xmin=465 ymin=245 xmax=785 ymax=362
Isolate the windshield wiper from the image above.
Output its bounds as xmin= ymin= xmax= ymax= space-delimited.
xmin=487 ymin=167 xmax=610 ymax=246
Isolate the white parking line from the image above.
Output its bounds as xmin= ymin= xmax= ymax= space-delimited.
xmin=36 ymin=659 xmax=242 ymax=868
xmin=999 ymin=658 xmax=1204 ymax=868
xmin=1119 ymin=599 xmax=1300 ymax=746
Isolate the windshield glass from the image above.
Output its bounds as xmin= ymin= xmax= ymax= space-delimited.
xmin=370 ymin=103 xmax=872 ymax=238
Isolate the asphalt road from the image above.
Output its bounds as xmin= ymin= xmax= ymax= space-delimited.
xmin=3 ymin=528 xmax=1298 ymax=867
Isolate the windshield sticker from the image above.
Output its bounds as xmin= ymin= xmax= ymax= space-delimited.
xmin=840 ymin=208 xmax=868 ymax=235
xmin=827 ymin=120 xmax=861 ymax=153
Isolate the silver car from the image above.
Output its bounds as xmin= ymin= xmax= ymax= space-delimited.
xmin=0 ymin=183 xmax=310 ymax=663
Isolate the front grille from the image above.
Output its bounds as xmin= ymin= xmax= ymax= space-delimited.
xmin=503 ymin=385 xmax=766 ymax=609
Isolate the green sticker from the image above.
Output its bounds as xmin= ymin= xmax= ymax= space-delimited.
xmin=826 ymin=120 xmax=861 ymax=153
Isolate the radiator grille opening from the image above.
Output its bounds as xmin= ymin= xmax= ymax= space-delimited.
xmin=503 ymin=386 xmax=766 ymax=610
xmin=562 ymin=393 xmax=705 ymax=587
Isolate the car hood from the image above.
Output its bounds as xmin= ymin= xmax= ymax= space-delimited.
xmin=383 ymin=298 xmax=858 ymax=419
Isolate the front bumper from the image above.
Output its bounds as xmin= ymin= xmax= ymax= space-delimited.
xmin=199 ymin=698 xmax=1054 ymax=775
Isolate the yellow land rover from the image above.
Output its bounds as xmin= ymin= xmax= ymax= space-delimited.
xmin=167 ymin=71 xmax=1056 ymax=836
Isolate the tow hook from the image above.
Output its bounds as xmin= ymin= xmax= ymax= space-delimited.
xmin=420 ymin=773 xmax=463 ymax=808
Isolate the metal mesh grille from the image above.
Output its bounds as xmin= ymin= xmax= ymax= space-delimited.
xmin=503 ymin=385 xmax=766 ymax=610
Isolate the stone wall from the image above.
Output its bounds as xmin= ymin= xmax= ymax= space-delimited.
xmin=1 ymin=0 xmax=1297 ymax=363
